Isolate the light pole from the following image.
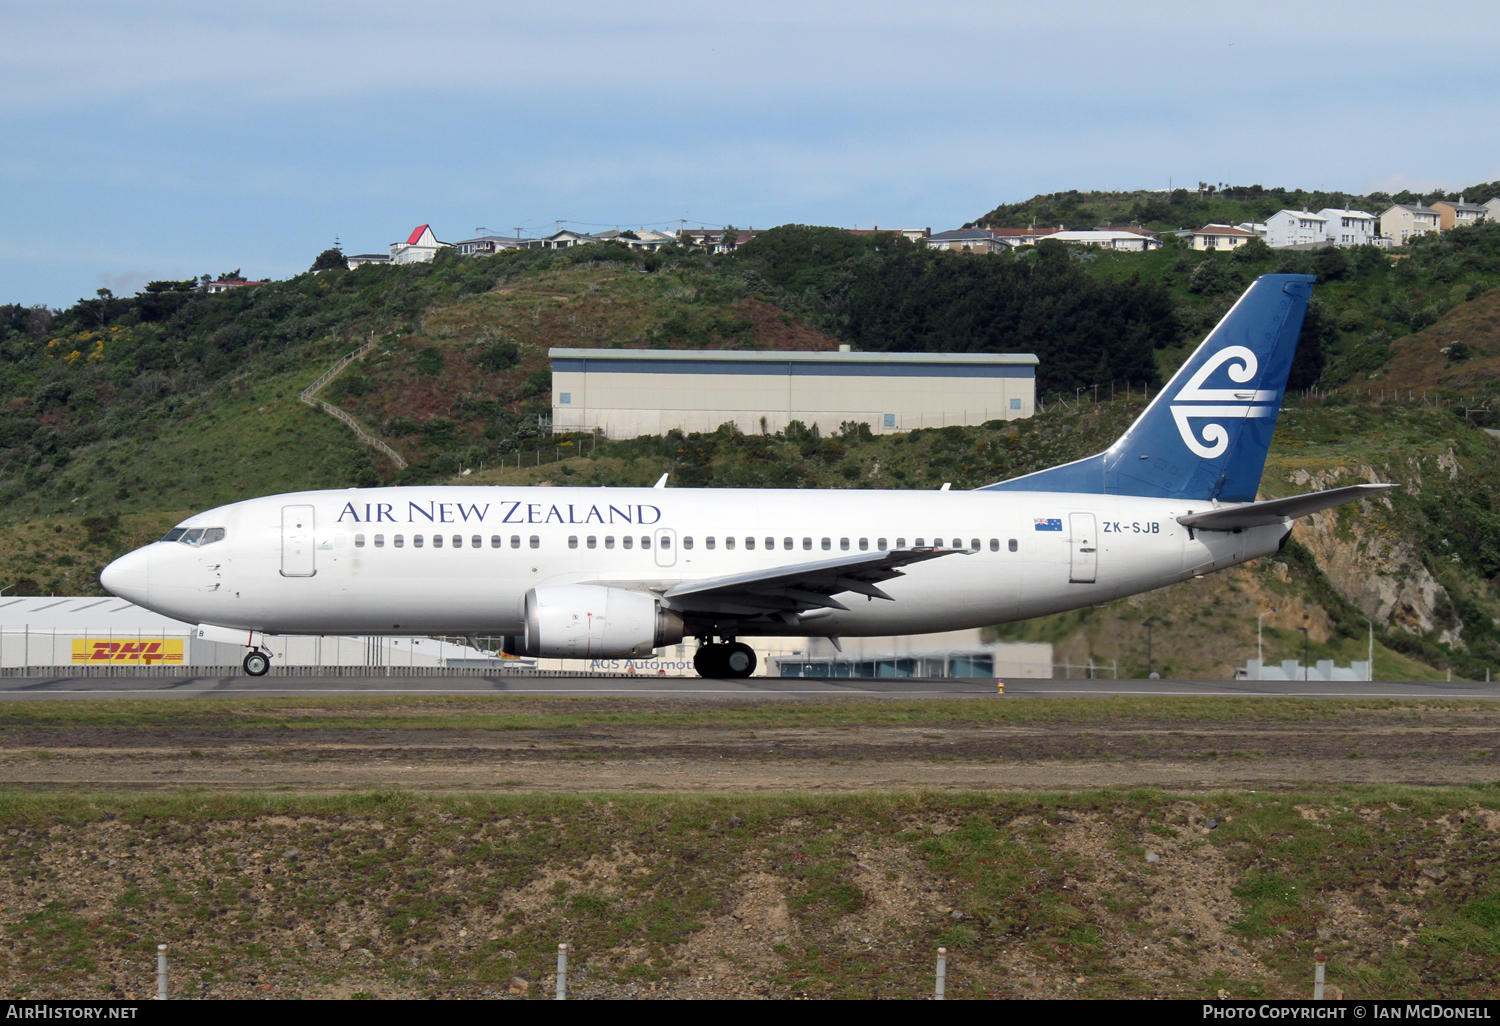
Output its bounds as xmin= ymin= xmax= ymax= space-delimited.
xmin=1143 ymin=619 xmax=1157 ymax=679
xmin=1257 ymin=607 xmax=1278 ymax=666
xmin=1297 ymin=626 xmax=1310 ymax=681
xmin=1357 ymin=615 xmax=1374 ymax=681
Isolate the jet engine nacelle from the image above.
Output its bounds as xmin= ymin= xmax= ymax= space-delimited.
xmin=523 ymin=584 xmax=685 ymax=659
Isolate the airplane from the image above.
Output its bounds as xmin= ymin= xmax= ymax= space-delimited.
xmin=101 ymin=273 xmax=1393 ymax=679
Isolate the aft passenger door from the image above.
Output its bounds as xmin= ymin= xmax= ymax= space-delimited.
xmin=1068 ymin=512 xmax=1097 ymax=584
xmin=281 ymin=505 xmax=316 ymax=577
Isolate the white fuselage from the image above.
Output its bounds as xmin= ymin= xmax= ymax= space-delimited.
xmin=103 ymin=486 xmax=1288 ymax=640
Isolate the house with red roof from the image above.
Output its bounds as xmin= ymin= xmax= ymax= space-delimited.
xmin=389 ymin=224 xmax=451 ymax=265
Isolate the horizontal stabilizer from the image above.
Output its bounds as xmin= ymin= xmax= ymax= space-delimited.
xmin=1177 ymin=483 xmax=1397 ymax=530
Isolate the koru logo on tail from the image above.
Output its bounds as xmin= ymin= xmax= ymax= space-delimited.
xmin=1169 ymin=346 xmax=1277 ymax=459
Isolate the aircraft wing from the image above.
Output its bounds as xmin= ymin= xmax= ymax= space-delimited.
xmin=657 ymin=548 xmax=967 ymax=618
xmin=1177 ymin=483 xmax=1397 ymax=531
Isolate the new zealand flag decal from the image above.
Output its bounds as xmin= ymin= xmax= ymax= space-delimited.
xmin=1034 ymin=518 xmax=1062 ymax=531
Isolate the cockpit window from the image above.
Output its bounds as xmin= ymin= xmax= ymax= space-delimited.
xmin=173 ymin=527 xmax=226 ymax=547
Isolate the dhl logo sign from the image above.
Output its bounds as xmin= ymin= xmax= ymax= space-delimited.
xmin=71 ymin=639 xmax=184 ymax=664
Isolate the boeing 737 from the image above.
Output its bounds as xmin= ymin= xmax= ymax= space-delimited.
xmin=101 ymin=273 xmax=1392 ymax=678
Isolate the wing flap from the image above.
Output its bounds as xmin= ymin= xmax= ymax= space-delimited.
xmin=1177 ymin=483 xmax=1396 ymax=530
xmin=660 ymin=547 xmax=964 ymax=614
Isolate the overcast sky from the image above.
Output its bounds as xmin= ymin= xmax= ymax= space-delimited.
xmin=4 ymin=0 xmax=1499 ymax=306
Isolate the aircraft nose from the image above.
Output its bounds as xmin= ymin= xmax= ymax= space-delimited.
xmin=100 ymin=546 xmax=150 ymax=605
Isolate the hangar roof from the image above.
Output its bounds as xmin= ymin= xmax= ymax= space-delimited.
xmin=549 ymin=348 xmax=1038 ymax=367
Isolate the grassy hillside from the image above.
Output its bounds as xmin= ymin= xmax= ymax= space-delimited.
xmin=7 ymin=220 xmax=1500 ymax=678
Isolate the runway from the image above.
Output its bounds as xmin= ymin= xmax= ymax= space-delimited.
xmin=0 ymin=673 xmax=1496 ymax=700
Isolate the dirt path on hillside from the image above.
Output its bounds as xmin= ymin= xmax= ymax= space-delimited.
xmin=4 ymin=719 xmax=1496 ymax=792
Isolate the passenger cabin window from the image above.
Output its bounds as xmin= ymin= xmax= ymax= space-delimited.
xmin=705 ymin=537 xmax=715 ymax=550
xmin=511 ymin=535 xmax=521 ymax=549
xmin=802 ymin=538 xmax=812 ymax=550
xmin=840 ymin=538 xmax=850 ymax=551
xmin=858 ymin=538 xmax=868 ymax=551
xmin=414 ymin=535 xmax=425 ymax=548
xmin=623 ymin=536 xmax=633 ymax=549
xmin=877 ymin=538 xmax=887 ymax=550
xmin=683 ymin=537 xmax=693 ymax=550
xmin=660 ymin=536 xmax=671 ymax=549
xmin=529 ymin=536 xmax=540 ymax=549
xmin=989 ymin=538 xmax=999 ymax=552
xmin=568 ymin=536 xmax=578 ymax=549
xmin=453 ymin=535 xmax=463 ymax=548
xmin=1008 ymin=538 xmax=1018 ymax=552
xmin=374 ymin=534 xmax=385 ymax=548
xmin=725 ymin=537 xmax=734 ymax=550
xmin=394 ymin=535 xmax=405 ymax=548
xmin=586 ymin=536 xmax=597 ymax=549
xmin=915 ymin=538 xmax=925 ymax=547
xmin=355 ymin=534 xmax=366 ymax=548
xmin=491 ymin=535 xmax=502 ymax=548
xmin=471 ymin=535 xmax=481 ymax=548
xmin=605 ymin=536 xmax=615 ymax=549
xmin=745 ymin=537 xmax=755 ymax=550
xmin=432 ymin=535 xmax=443 ymax=549
xmin=641 ymin=536 xmax=651 ymax=549
xmin=971 ymin=538 xmax=980 ymax=551
xmin=896 ymin=538 xmax=906 ymax=548
xmin=820 ymin=538 xmax=831 ymax=551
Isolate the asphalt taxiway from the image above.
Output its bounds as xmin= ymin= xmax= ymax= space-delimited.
xmin=0 ymin=674 xmax=1496 ymax=700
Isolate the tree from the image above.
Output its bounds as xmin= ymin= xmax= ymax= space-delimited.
xmin=309 ymin=248 xmax=346 ymax=272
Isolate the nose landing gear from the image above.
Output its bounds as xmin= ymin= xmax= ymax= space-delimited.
xmin=692 ymin=639 xmax=757 ymax=679
xmin=242 ymin=650 xmax=271 ymax=677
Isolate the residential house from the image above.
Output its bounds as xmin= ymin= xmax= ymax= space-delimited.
xmin=1189 ymin=224 xmax=1259 ymax=251
xmin=204 ymin=279 xmax=268 ymax=294
xmin=1046 ymin=229 xmax=1161 ymax=252
xmin=926 ymin=228 xmax=1014 ymax=254
xmin=1265 ymin=210 xmax=1328 ymax=248
xmin=1379 ymin=204 xmax=1442 ymax=246
xmin=1316 ymin=208 xmax=1380 ymax=247
xmin=1430 ymin=198 xmax=1488 ymax=231
xmin=452 ymin=234 xmax=537 ymax=256
xmin=847 ymin=226 xmax=932 ymax=242
xmin=678 ymin=228 xmax=763 ymax=254
xmin=594 ymin=229 xmax=677 ymax=251
xmin=984 ymin=227 xmax=1061 ymax=248
xmin=1485 ymin=197 xmax=1500 ymax=225
xmin=345 ymin=253 xmax=391 ymax=269
xmin=390 ymin=224 xmax=450 ymax=264
xmin=1235 ymin=222 xmax=1269 ymax=239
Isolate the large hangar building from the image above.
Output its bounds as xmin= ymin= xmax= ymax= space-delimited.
xmin=549 ymin=347 xmax=1037 ymax=439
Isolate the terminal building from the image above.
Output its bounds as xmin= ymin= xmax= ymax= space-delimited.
xmin=549 ymin=347 xmax=1037 ymax=439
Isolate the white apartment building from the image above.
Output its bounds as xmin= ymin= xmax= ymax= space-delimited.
xmin=1316 ymin=208 xmax=1380 ymax=246
xmin=1379 ymin=204 xmax=1442 ymax=246
xmin=1265 ymin=210 xmax=1327 ymax=248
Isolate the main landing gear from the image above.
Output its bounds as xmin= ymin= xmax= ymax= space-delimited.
xmin=242 ymin=650 xmax=271 ymax=677
xmin=693 ymin=640 xmax=757 ymax=679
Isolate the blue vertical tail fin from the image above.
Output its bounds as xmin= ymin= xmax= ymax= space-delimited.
xmin=981 ymin=272 xmax=1315 ymax=502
